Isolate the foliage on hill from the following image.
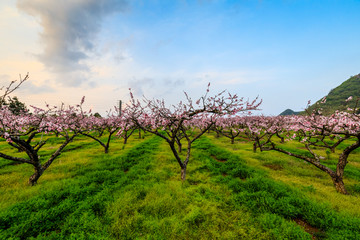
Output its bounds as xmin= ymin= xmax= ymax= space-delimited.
xmin=307 ymin=74 xmax=360 ymax=115
xmin=279 ymin=109 xmax=300 ymax=116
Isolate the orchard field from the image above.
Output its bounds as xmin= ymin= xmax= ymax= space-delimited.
xmin=2 ymin=78 xmax=360 ymax=239
xmin=1 ymin=131 xmax=360 ymax=239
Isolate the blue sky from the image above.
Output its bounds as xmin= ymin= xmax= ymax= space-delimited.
xmin=1 ymin=0 xmax=360 ymax=115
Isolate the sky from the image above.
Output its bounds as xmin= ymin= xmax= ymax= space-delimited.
xmin=1 ymin=0 xmax=360 ymax=116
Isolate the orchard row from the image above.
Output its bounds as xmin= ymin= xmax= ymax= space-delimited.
xmin=1 ymin=76 xmax=359 ymax=194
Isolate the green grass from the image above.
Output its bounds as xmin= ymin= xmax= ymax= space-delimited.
xmin=195 ymin=136 xmax=360 ymax=239
xmin=0 ymin=132 xmax=360 ymax=239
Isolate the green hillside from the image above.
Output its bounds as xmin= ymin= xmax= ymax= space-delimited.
xmin=307 ymin=74 xmax=360 ymax=115
xmin=279 ymin=109 xmax=300 ymax=116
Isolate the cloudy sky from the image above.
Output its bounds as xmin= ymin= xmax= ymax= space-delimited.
xmin=1 ymin=0 xmax=360 ymax=115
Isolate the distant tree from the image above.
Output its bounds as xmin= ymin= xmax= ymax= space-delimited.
xmin=214 ymin=116 xmax=246 ymax=144
xmin=93 ymin=112 xmax=102 ymax=118
xmin=116 ymin=111 xmax=136 ymax=145
xmin=1 ymin=96 xmax=27 ymax=115
xmin=80 ymin=110 xmax=121 ymax=154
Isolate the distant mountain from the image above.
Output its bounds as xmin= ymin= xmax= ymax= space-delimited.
xmin=306 ymin=74 xmax=360 ymax=115
xmin=279 ymin=109 xmax=300 ymax=116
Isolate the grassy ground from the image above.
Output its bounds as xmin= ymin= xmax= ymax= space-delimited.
xmin=0 ymin=132 xmax=359 ymax=239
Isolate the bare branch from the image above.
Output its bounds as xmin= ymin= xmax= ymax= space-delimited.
xmin=0 ymin=73 xmax=29 ymax=105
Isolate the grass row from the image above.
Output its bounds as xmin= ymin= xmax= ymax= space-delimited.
xmin=1 ymin=132 xmax=360 ymax=239
xmin=0 ymin=134 xmax=160 ymax=239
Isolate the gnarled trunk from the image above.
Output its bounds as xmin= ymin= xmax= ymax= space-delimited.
xmin=330 ymin=138 xmax=360 ymax=194
xmin=104 ymin=146 xmax=109 ymax=154
xmin=175 ymin=137 xmax=182 ymax=152
xmin=271 ymin=142 xmax=357 ymax=195
xmin=181 ymin=166 xmax=187 ymax=181
xmin=104 ymin=131 xmax=114 ymax=154
xmin=177 ymin=142 xmax=182 ymax=153
xmin=331 ymin=176 xmax=348 ymax=195
xmin=28 ymin=164 xmax=43 ymax=186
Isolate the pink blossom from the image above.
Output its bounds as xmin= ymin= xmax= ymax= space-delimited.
xmin=346 ymin=96 xmax=353 ymax=102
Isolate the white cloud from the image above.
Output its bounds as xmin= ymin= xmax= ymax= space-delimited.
xmin=16 ymin=0 xmax=129 ymax=86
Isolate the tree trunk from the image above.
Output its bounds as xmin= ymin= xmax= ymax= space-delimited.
xmin=181 ymin=166 xmax=187 ymax=181
xmin=123 ymin=136 xmax=128 ymax=145
xmin=253 ymin=143 xmax=257 ymax=153
xmin=168 ymin=141 xmax=186 ymax=180
xmin=331 ymin=176 xmax=348 ymax=195
xmin=332 ymin=151 xmax=349 ymax=194
xmin=175 ymin=137 xmax=182 ymax=152
xmin=178 ymin=142 xmax=182 ymax=152
xmin=276 ymin=133 xmax=284 ymax=143
xmin=331 ymin=138 xmax=360 ymax=194
xmin=28 ymin=165 xmax=43 ymax=186
xmin=272 ymin=143 xmax=355 ymax=195
xmin=104 ymin=131 xmax=114 ymax=154
xmin=231 ymin=138 xmax=235 ymax=144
